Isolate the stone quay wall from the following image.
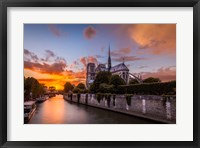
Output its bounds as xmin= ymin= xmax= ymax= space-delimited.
xmin=63 ymin=94 xmax=176 ymax=124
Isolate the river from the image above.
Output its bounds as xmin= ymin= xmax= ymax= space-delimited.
xmin=28 ymin=95 xmax=160 ymax=124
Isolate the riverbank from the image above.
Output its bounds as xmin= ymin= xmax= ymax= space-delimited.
xmin=63 ymin=94 xmax=176 ymax=124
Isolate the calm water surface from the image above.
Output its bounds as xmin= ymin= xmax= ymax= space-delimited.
xmin=28 ymin=95 xmax=160 ymax=124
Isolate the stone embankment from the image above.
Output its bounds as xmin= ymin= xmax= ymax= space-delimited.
xmin=63 ymin=94 xmax=176 ymax=124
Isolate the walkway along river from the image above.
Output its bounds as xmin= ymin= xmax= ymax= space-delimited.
xmin=28 ymin=95 xmax=160 ymax=124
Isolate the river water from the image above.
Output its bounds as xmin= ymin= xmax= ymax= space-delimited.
xmin=28 ymin=95 xmax=159 ymax=124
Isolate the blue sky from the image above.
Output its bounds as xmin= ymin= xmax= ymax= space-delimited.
xmin=24 ymin=24 xmax=176 ymax=89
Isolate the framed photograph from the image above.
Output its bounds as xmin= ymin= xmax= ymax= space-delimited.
xmin=0 ymin=0 xmax=199 ymax=147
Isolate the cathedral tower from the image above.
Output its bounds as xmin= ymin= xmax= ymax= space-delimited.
xmin=108 ymin=44 xmax=112 ymax=71
xmin=86 ymin=63 xmax=96 ymax=88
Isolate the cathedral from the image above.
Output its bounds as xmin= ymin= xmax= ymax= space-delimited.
xmin=86 ymin=45 xmax=130 ymax=88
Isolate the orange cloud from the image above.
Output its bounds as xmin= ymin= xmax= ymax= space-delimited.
xmin=111 ymin=47 xmax=131 ymax=57
xmin=129 ymin=24 xmax=176 ymax=55
xmin=62 ymin=70 xmax=86 ymax=86
xmin=48 ymin=25 xmax=67 ymax=37
xmin=48 ymin=25 xmax=62 ymax=37
xmin=24 ymin=49 xmax=68 ymax=76
xmin=24 ymin=61 xmax=67 ymax=75
xmin=113 ymin=56 xmax=144 ymax=62
xmin=37 ymin=78 xmax=56 ymax=82
xmin=63 ymin=70 xmax=86 ymax=80
xmin=140 ymin=66 xmax=176 ymax=82
xmin=110 ymin=47 xmax=144 ymax=62
xmin=80 ymin=56 xmax=98 ymax=67
xmin=69 ymin=61 xmax=80 ymax=69
xmin=84 ymin=26 xmax=97 ymax=40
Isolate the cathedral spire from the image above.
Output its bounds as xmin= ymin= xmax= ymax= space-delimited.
xmin=108 ymin=44 xmax=112 ymax=71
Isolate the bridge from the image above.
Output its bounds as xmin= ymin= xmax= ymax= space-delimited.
xmin=44 ymin=91 xmax=64 ymax=96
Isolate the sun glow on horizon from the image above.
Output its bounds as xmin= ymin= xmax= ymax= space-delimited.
xmin=24 ymin=69 xmax=86 ymax=90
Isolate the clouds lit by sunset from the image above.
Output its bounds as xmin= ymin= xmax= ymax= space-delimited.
xmin=24 ymin=24 xmax=176 ymax=90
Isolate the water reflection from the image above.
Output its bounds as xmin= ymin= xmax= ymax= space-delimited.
xmin=28 ymin=95 xmax=159 ymax=124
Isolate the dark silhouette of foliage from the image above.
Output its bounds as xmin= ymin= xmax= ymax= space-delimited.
xmin=24 ymin=77 xmax=45 ymax=100
xmin=129 ymin=79 xmax=139 ymax=85
xmin=89 ymin=83 xmax=95 ymax=93
xmin=89 ymin=71 xmax=112 ymax=93
xmin=119 ymin=81 xmax=176 ymax=95
xmin=64 ymin=82 xmax=74 ymax=93
xmin=77 ymin=83 xmax=86 ymax=90
xmin=99 ymin=83 xmax=114 ymax=93
xmin=109 ymin=75 xmax=125 ymax=94
xmin=73 ymin=83 xmax=88 ymax=94
xmin=73 ymin=87 xmax=88 ymax=93
xmin=110 ymin=75 xmax=125 ymax=86
xmin=143 ymin=77 xmax=161 ymax=83
xmin=72 ymin=87 xmax=80 ymax=93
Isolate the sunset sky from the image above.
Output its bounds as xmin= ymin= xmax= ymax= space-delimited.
xmin=24 ymin=24 xmax=176 ymax=90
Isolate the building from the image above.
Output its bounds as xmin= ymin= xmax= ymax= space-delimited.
xmin=110 ymin=63 xmax=129 ymax=84
xmin=86 ymin=63 xmax=96 ymax=88
xmin=86 ymin=45 xmax=130 ymax=88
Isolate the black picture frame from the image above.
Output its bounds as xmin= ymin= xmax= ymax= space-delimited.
xmin=0 ymin=0 xmax=199 ymax=147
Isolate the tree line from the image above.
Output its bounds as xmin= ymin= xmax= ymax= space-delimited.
xmin=63 ymin=71 xmax=165 ymax=94
xmin=24 ymin=77 xmax=45 ymax=100
xmin=64 ymin=82 xmax=87 ymax=94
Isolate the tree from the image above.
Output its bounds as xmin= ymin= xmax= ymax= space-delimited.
xmin=89 ymin=83 xmax=95 ymax=93
xmin=143 ymin=77 xmax=161 ymax=83
xmin=95 ymin=71 xmax=112 ymax=84
xmin=72 ymin=87 xmax=81 ymax=93
xmin=129 ymin=79 xmax=139 ymax=85
xmin=90 ymin=71 xmax=112 ymax=93
xmin=99 ymin=83 xmax=114 ymax=93
xmin=109 ymin=75 xmax=125 ymax=94
xmin=37 ymin=84 xmax=45 ymax=96
xmin=109 ymin=75 xmax=125 ymax=86
xmin=64 ymin=82 xmax=74 ymax=93
xmin=24 ymin=77 xmax=45 ymax=100
xmin=77 ymin=83 xmax=86 ymax=90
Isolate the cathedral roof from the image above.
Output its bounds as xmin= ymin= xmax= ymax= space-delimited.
xmin=96 ymin=64 xmax=107 ymax=71
xmin=98 ymin=67 xmax=107 ymax=71
xmin=110 ymin=63 xmax=129 ymax=72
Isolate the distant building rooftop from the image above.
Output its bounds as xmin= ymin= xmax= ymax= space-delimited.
xmin=110 ymin=63 xmax=129 ymax=72
xmin=95 ymin=64 xmax=107 ymax=72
